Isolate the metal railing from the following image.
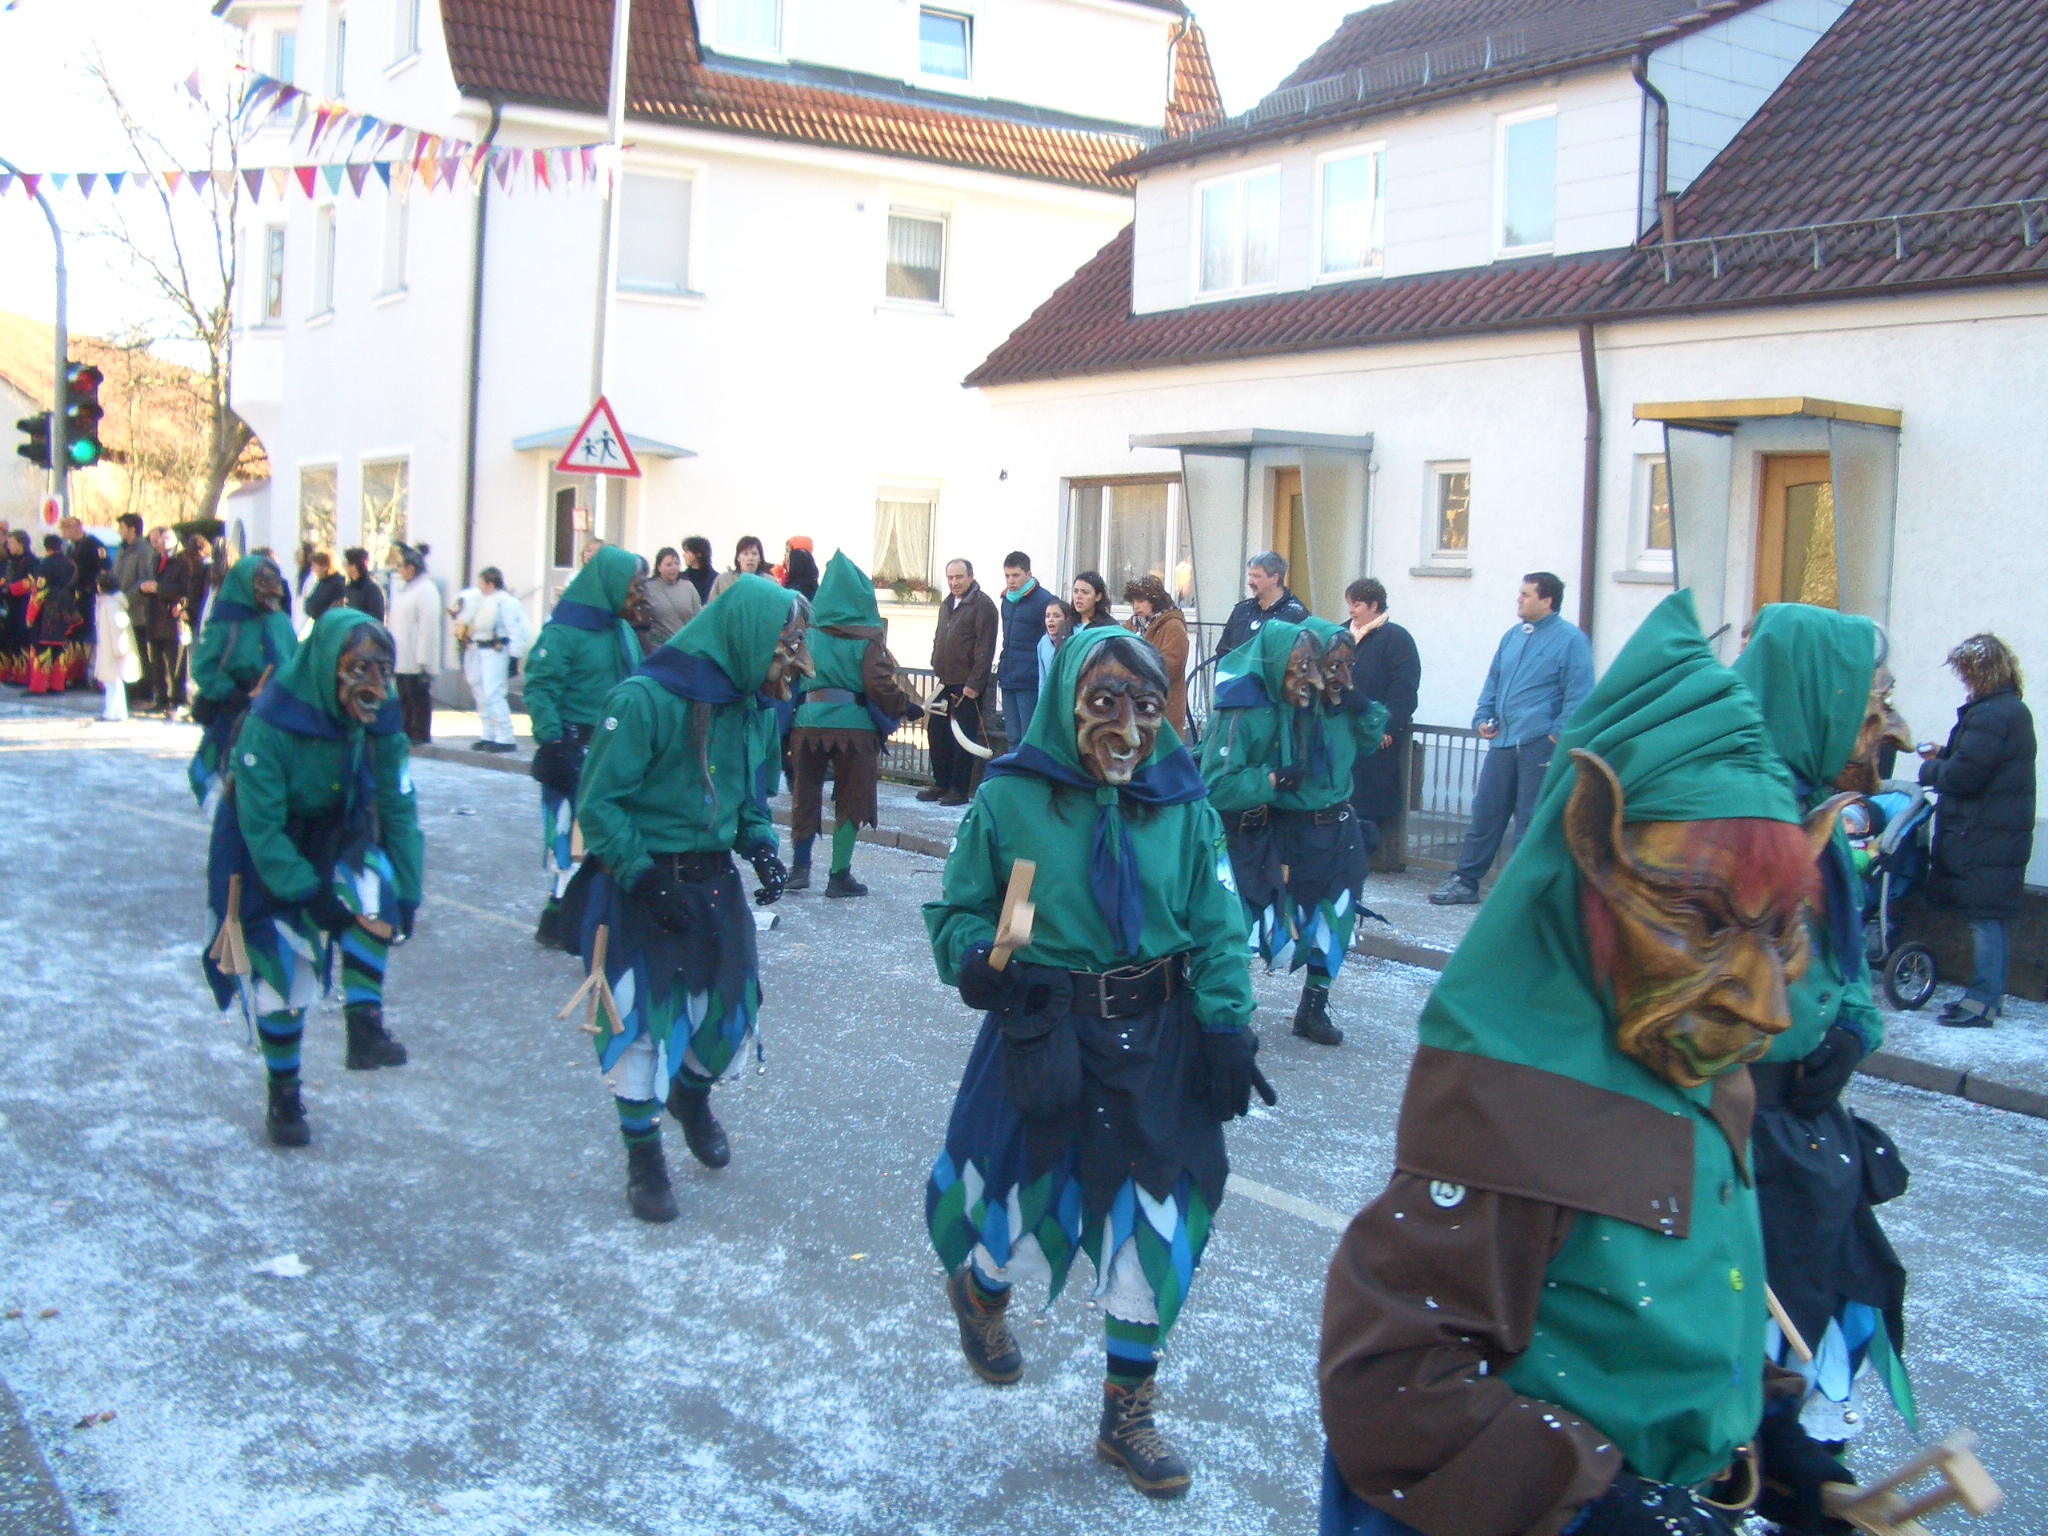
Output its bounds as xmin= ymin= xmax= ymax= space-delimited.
xmin=877 ymin=667 xmax=1010 ymax=785
xmin=1403 ymin=724 xmax=1487 ymax=870
xmin=1642 ymin=195 xmax=2048 ymax=284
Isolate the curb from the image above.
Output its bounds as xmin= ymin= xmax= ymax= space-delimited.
xmin=0 ymin=1378 xmax=78 ymax=1536
xmin=1354 ymin=931 xmax=2048 ymax=1124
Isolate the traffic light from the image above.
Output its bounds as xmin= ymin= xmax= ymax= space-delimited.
xmin=63 ymin=363 xmax=104 ymax=469
xmin=14 ymin=412 xmax=52 ymax=470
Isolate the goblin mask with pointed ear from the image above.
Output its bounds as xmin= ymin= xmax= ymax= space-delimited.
xmin=761 ymin=603 xmax=815 ymax=702
xmin=1564 ymin=750 xmax=1851 ymax=1089
xmin=621 ymin=574 xmax=655 ymax=631
xmin=1831 ymin=664 xmax=1913 ymax=795
xmin=251 ymin=558 xmax=287 ymax=613
xmin=1280 ymin=633 xmax=1324 ymax=708
xmin=336 ymin=626 xmax=395 ymax=725
xmin=1319 ymin=634 xmax=1356 ymax=706
xmin=1074 ymin=637 xmax=1169 ymax=785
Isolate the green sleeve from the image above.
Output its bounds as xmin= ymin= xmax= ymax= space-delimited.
xmin=232 ymin=718 xmax=322 ymax=903
xmin=371 ymin=731 xmax=423 ymax=905
xmin=575 ymin=681 xmax=657 ymax=888
xmin=1200 ymin=708 xmax=1279 ymax=814
xmin=1349 ymin=698 xmax=1389 ymax=754
xmin=1842 ymin=971 xmax=1885 ymax=1052
xmin=1182 ymin=802 xmax=1256 ymax=1030
xmin=189 ymin=619 xmax=233 ymax=702
xmin=923 ymin=796 xmax=1005 ymax=986
xmin=259 ymin=612 xmax=299 ymax=684
xmin=738 ymin=704 xmax=777 ymax=855
xmin=522 ymin=624 xmax=566 ymax=742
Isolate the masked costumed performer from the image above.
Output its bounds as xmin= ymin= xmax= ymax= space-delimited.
xmin=186 ymin=553 xmax=298 ymax=805
xmin=1734 ymin=603 xmax=1916 ymax=1452
xmin=788 ymin=550 xmax=922 ymax=897
xmin=1319 ymin=591 xmax=1861 ymax=1536
xmin=572 ymin=575 xmax=805 ymax=1222
xmin=523 ymin=546 xmax=653 ymax=951
xmin=203 ymin=608 xmax=420 ymax=1146
xmin=926 ymin=626 xmax=1269 ymax=1500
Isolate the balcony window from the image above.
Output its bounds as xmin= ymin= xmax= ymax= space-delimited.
xmin=721 ymin=0 xmax=780 ymax=53
xmin=1198 ymin=170 xmax=1281 ymax=296
xmin=886 ymin=210 xmax=945 ymax=305
xmin=1319 ymin=148 xmax=1384 ymax=279
xmin=1497 ymin=107 xmax=1556 ymax=254
xmin=617 ymin=173 xmax=693 ymax=296
xmin=919 ymin=9 xmax=971 ymax=80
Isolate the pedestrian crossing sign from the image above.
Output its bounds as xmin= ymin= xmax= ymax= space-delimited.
xmin=555 ymin=396 xmax=642 ymax=478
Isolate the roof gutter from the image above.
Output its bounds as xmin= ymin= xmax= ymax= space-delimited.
xmin=459 ymin=97 xmax=503 ymax=586
xmin=1577 ymin=323 xmax=1601 ymax=639
xmin=1631 ymin=54 xmax=1677 ymax=248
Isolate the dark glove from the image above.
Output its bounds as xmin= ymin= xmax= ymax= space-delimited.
xmin=1272 ymin=764 xmax=1305 ymax=792
xmin=1197 ymin=1028 xmax=1277 ymax=1121
xmin=958 ymin=941 xmax=1019 ymax=1013
xmin=630 ymin=866 xmax=685 ymax=932
xmin=304 ymin=885 xmax=357 ymax=938
xmin=1756 ymin=1405 xmax=1856 ymax=1534
xmin=749 ymin=845 xmax=787 ymax=906
xmin=396 ymin=902 xmax=416 ymax=943
xmin=1569 ymin=1474 xmax=1738 ymax=1536
xmin=1788 ymin=1024 xmax=1867 ymax=1118
xmin=528 ymin=735 xmax=578 ymax=796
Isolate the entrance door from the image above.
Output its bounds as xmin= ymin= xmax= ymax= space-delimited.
xmin=1271 ymin=467 xmax=1310 ymax=592
xmin=1754 ymin=454 xmax=1838 ymax=610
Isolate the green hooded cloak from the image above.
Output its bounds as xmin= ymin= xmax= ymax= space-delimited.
xmin=575 ymin=575 xmax=794 ymax=886
xmin=795 ymin=550 xmax=888 ymax=734
xmin=189 ymin=555 xmax=299 ymax=702
xmin=230 ymin=608 xmax=422 ymax=908
xmin=1733 ymin=604 xmax=1884 ymax=1059
xmin=926 ymin=626 xmax=1253 ymax=1028
xmin=1419 ymin=591 xmax=1799 ymax=1488
xmin=1280 ymin=615 xmax=1386 ymax=813
xmin=522 ymin=545 xmax=644 ymax=743
xmin=1199 ymin=618 xmax=1308 ymax=814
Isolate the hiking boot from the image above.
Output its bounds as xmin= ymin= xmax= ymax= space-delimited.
xmin=944 ymin=1266 xmax=1023 ymax=1385
xmin=344 ymin=1004 xmax=408 ymax=1069
xmin=625 ymin=1138 xmax=678 ymax=1223
xmin=1937 ymin=1001 xmax=1996 ymax=1028
xmin=667 ymin=1081 xmax=731 ymax=1169
xmin=825 ymin=870 xmax=869 ymax=899
xmin=1427 ymin=875 xmax=1480 ymax=906
xmin=937 ymin=792 xmax=970 ymax=808
xmin=1292 ymin=985 xmax=1344 ymax=1046
xmin=266 ymin=1080 xmax=311 ymax=1147
xmin=784 ymin=862 xmax=812 ymax=892
xmin=1097 ymin=1378 xmax=1191 ymax=1499
xmin=915 ymin=785 xmax=946 ymax=802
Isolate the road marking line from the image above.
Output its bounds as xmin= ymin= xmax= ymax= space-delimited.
xmin=1226 ymin=1174 xmax=1352 ymax=1233
xmin=432 ymin=894 xmax=530 ymax=932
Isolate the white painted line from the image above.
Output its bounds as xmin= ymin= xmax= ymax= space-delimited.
xmin=432 ymin=894 xmax=530 ymax=933
xmin=1227 ymin=1174 xmax=1352 ymax=1233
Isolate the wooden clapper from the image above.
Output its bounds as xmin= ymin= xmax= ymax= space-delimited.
xmin=207 ymin=874 xmax=253 ymax=979
xmin=988 ymin=860 xmax=1036 ymax=971
xmin=1822 ymin=1431 xmax=2002 ymax=1535
xmin=558 ymin=923 xmax=625 ymax=1040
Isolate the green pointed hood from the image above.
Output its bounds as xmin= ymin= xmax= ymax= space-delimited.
xmin=218 ymin=553 xmax=278 ymax=610
xmin=810 ymin=550 xmax=882 ymax=632
xmin=1021 ymin=625 xmax=1187 ymax=770
xmin=1732 ymin=604 xmax=1876 ymax=790
xmin=275 ymin=607 xmax=392 ymax=721
xmin=1419 ymin=590 xmax=1800 ymax=1111
xmin=1218 ymin=617 xmax=1310 ymax=700
xmin=557 ymin=544 xmax=641 ymax=616
xmin=667 ymin=572 xmax=801 ymax=694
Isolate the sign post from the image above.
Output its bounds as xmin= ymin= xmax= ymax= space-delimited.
xmin=554 ymin=397 xmax=642 ymax=558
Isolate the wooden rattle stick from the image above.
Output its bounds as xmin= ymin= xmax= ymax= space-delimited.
xmin=208 ymin=874 xmax=252 ymax=977
xmin=988 ymin=860 xmax=1037 ymax=972
xmin=570 ymin=817 xmax=586 ymax=862
xmin=1766 ymin=1285 xmax=1813 ymax=1363
xmin=557 ymin=924 xmax=618 ymax=1036
xmin=1824 ymin=1431 xmax=2003 ymax=1535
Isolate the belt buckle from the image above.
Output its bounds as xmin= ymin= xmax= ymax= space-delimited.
xmin=1096 ymin=972 xmax=1112 ymax=1016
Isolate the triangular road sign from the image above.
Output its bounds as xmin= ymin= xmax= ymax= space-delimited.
xmin=555 ymin=396 xmax=642 ymax=478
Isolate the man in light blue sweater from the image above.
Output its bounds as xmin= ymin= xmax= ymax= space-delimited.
xmin=1429 ymin=571 xmax=1594 ymax=904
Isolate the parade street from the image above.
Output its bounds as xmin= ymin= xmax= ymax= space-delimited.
xmin=1 ymin=705 xmax=2045 ymax=1536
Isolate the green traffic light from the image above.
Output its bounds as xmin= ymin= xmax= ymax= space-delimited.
xmin=67 ymin=437 xmax=101 ymax=468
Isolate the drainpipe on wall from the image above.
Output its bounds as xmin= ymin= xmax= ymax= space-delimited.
xmin=1577 ymin=323 xmax=1601 ymax=640
xmin=1631 ymin=55 xmax=1676 ymax=247
xmin=459 ymin=98 xmax=504 ymax=587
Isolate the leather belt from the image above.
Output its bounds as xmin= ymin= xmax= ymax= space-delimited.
xmin=472 ymin=636 xmax=509 ymax=649
xmin=1068 ymin=955 xmax=1187 ymax=1018
xmin=649 ymin=850 xmax=732 ymax=882
xmin=1232 ymin=806 xmax=1269 ymax=833
xmin=1274 ymin=805 xmax=1350 ymax=827
xmin=807 ymin=687 xmax=866 ymax=706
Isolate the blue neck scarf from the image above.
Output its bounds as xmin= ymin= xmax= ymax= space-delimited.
xmin=551 ymin=599 xmax=641 ymax=675
xmin=637 ymin=647 xmax=743 ymax=704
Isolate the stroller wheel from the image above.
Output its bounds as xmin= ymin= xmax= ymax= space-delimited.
xmin=1884 ymin=943 xmax=1938 ymax=1011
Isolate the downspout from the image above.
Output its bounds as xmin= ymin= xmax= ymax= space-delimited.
xmin=460 ymin=98 xmax=503 ymax=586
xmin=1631 ymin=55 xmax=1676 ymax=247
xmin=1577 ymin=323 xmax=1601 ymax=639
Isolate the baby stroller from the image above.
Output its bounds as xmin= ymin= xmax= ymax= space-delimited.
xmin=1847 ymin=783 xmax=1940 ymax=1009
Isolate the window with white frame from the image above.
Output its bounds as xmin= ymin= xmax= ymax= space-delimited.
xmin=1634 ymin=454 xmax=1674 ymax=569
xmin=392 ymin=0 xmax=419 ymax=62
xmin=361 ymin=457 xmax=408 ymax=572
xmin=1497 ymin=106 xmax=1556 ymax=254
xmin=919 ymin=9 xmax=971 ymax=80
xmin=886 ymin=210 xmax=946 ymax=305
xmin=873 ymin=491 xmax=937 ymax=593
xmin=617 ymin=172 xmax=694 ymax=295
xmin=1319 ymin=147 xmax=1384 ymax=279
xmin=720 ymin=0 xmax=781 ymax=53
xmin=379 ymin=192 xmax=407 ymax=295
xmin=326 ymin=5 xmax=347 ymax=96
xmin=312 ymin=206 xmax=337 ymax=315
xmin=1426 ymin=462 xmax=1471 ymax=560
xmin=1067 ymin=479 xmax=1187 ymax=607
xmin=273 ymin=28 xmax=297 ymax=83
xmin=260 ymin=225 xmax=286 ymax=323
xmin=299 ymin=464 xmax=337 ymax=551
xmin=1198 ymin=169 xmax=1281 ymax=297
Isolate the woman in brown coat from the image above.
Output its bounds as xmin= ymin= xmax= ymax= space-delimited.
xmin=1123 ymin=574 xmax=1189 ymax=735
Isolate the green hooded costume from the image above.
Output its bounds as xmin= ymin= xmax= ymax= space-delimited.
xmin=1321 ymin=592 xmax=1803 ymax=1535
xmin=187 ymin=555 xmax=300 ymax=804
xmin=1732 ymin=603 xmax=1912 ymax=1437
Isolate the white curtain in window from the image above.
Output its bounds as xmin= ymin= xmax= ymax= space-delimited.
xmin=1199 ymin=183 xmax=1237 ymax=293
xmin=299 ymin=466 xmax=337 ymax=551
xmin=886 ymin=213 xmax=944 ymax=303
xmin=873 ymin=499 xmax=934 ymax=585
xmin=361 ymin=459 xmax=409 ymax=572
xmin=1321 ymin=153 xmax=1382 ymax=275
xmin=1243 ymin=173 xmax=1281 ymax=287
xmin=723 ymin=0 xmax=780 ymax=51
xmin=618 ymin=173 xmax=692 ymax=293
xmin=1106 ymin=483 xmax=1170 ymax=598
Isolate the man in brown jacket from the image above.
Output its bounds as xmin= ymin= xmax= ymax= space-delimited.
xmin=924 ymin=558 xmax=997 ymax=805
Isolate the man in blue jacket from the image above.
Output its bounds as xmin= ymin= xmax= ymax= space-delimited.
xmin=996 ymin=551 xmax=1056 ymax=747
xmin=1429 ymin=571 xmax=1594 ymax=904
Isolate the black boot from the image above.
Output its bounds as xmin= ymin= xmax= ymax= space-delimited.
xmin=825 ymin=870 xmax=869 ymax=899
xmin=667 ymin=1081 xmax=731 ymax=1169
xmin=1291 ymin=985 xmax=1344 ymax=1046
xmin=344 ymin=1004 xmax=409 ymax=1069
xmin=1097 ymin=1378 xmax=1191 ymax=1498
xmin=625 ymin=1138 xmax=678 ymax=1223
xmin=266 ymin=1079 xmax=311 ymax=1147
xmin=944 ymin=1266 xmax=1023 ymax=1385
xmin=785 ymin=862 xmax=812 ymax=892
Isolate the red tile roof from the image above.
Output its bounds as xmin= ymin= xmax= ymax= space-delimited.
xmin=438 ymin=0 xmax=1166 ymax=194
xmin=1164 ymin=19 xmax=1226 ymax=139
xmin=971 ymin=0 xmax=2048 ymax=387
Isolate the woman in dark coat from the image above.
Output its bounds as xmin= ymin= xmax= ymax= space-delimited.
xmin=1340 ymin=577 xmax=1421 ymax=842
xmin=340 ymin=547 xmax=386 ymax=622
xmin=1920 ymin=633 xmax=2036 ymax=1027
xmin=1 ymin=531 xmax=40 ymax=686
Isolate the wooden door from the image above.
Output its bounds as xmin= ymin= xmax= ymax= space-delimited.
xmin=1755 ymin=454 xmax=1839 ymax=610
xmin=1271 ymin=467 xmax=1309 ymax=589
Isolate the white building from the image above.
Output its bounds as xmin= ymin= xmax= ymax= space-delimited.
xmin=214 ymin=0 xmax=1221 ymax=664
xmin=968 ymin=0 xmax=2048 ymax=876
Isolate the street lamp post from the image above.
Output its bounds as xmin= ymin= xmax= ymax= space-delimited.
xmin=0 ymin=151 xmax=69 ymax=515
xmin=589 ymin=0 xmax=632 ymax=543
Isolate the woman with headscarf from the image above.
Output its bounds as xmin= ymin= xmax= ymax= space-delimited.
xmin=0 ymin=529 xmax=38 ymax=687
xmin=710 ymin=535 xmax=766 ymax=600
xmin=186 ymin=554 xmax=299 ymax=804
xmin=27 ymin=534 xmax=83 ymax=694
xmin=1068 ymin=571 xmax=1115 ymax=631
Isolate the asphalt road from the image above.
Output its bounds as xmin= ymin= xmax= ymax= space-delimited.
xmin=1 ymin=706 xmax=2043 ymax=1535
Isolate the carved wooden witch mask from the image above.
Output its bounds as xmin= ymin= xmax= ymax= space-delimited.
xmin=1831 ymin=663 xmax=1913 ymax=795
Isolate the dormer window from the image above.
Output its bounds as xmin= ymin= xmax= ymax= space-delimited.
xmin=1318 ymin=147 xmax=1384 ymax=280
xmin=1197 ymin=169 xmax=1281 ymax=297
xmin=919 ymin=9 xmax=971 ymax=81
xmin=1496 ymin=106 xmax=1557 ymax=255
xmin=721 ymin=0 xmax=781 ymax=55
